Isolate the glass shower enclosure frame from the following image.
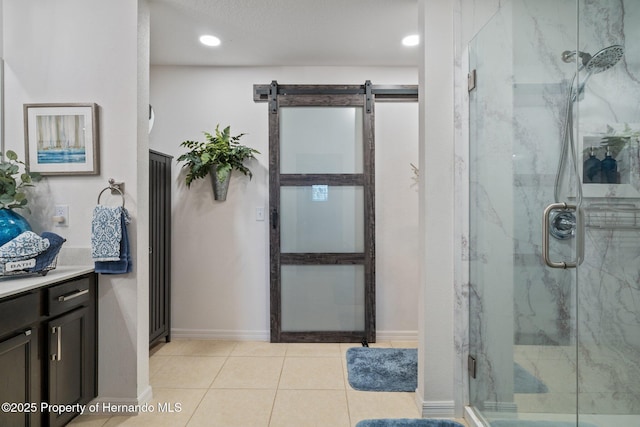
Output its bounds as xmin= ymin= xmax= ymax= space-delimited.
xmin=467 ymin=1 xmax=639 ymax=426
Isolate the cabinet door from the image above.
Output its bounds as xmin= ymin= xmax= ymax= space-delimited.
xmin=47 ymin=307 xmax=92 ymax=427
xmin=0 ymin=329 xmax=40 ymax=427
xmin=149 ymin=150 xmax=172 ymax=346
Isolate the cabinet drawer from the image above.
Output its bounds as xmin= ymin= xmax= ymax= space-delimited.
xmin=0 ymin=292 xmax=39 ymax=338
xmin=47 ymin=277 xmax=91 ymax=317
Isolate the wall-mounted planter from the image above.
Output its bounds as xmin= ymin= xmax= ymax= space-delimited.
xmin=177 ymin=125 xmax=259 ymax=203
xmin=211 ymin=166 xmax=232 ymax=201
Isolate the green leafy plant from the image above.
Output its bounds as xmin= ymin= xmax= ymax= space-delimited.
xmin=177 ymin=125 xmax=259 ymax=187
xmin=582 ymin=124 xmax=640 ymax=160
xmin=0 ymin=150 xmax=42 ymax=212
xmin=600 ymin=124 xmax=640 ymax=157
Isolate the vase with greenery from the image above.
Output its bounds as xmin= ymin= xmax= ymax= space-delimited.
xmin=177 ymin=124 xmax=259 ymax=200
xmin=0 ymin=150 xmax=42 ymax=245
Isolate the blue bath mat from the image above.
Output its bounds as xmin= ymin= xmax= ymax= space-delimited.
xmin=356 ymin=419 xmax=464 ymax=427
xmin=346 ymin=347 xmax=418 ymax=392
xmin=347 ymin=348 xmax=548 ymax=394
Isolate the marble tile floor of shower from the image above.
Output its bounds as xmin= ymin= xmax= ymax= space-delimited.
xmin=68 ymin=339 xmax=468 ymax=427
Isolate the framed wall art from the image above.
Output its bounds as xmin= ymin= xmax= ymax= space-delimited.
xmin=24 ymin=103 xmax=99 ymax=175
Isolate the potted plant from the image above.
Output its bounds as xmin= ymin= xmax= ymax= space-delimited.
xmin=177 ymin=124 xmax=259 ymax=201
xmin=0 ymin=150 xmax=42 ymax=245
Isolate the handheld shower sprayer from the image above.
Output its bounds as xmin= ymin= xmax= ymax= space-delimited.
xmin=550 ymin=44 xmax=625 ymax=243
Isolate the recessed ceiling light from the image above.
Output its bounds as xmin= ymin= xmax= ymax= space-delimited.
xmin=199 ymin=35 xmax=221 ymax=47
xmin=402 ymin=35 xmax=420 ymax=47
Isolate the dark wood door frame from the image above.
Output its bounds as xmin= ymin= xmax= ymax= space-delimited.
xmin=254 ymin=81 xmax=418 ymax=343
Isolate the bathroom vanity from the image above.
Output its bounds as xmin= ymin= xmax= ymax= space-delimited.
xmin=0 ymin=267 xmax=97 ymax=427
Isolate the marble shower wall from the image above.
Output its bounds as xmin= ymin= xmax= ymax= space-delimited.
xmin=467 ymin=0 xmax=640 ymax=416
xmin=576 ymin=0 xmax=640 ymax=415
xmin=511 ymin=0 xmax=578 ymax=346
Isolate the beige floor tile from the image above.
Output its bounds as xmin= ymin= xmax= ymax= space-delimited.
xmin=67 ymin=414 xmax=111 ymax=426
xmin=151 ymin=356 xmax=226 ymax=388
xmin=151 ymin=340 xmax=191 ymax=356
xmin=187 ymin=388 xmax=276 ymax=427
xmin=279 ymin=357 xmax=345 ymax=390
xmin=270 ymin=389 xmax=350 ymax=427
xmin=390 ymin=341 xmax=418 ymax=349
xmin=339 ymin=342 xmax=395 ymax=358
xmin=211 ymin=356 xmax=284 ymax=389
xmin=102 ymin=388 xmax=206 ymax=427
xmin=340 ymin=343 xmax=364 ymax=354
xmin=366 ymin=341 xmax=393 ymax=348
xmin=231 ymin=341 xmax=288 ymax=357
xmin=286 ymin=343 xmax=342 ymax=357
xmin=347 ymin=390 xmax=420 ymax=424
xmin=154 ymin=340 xmax=237 ymax=356
xmin=149 ymin=354 xmax=170 ymax=377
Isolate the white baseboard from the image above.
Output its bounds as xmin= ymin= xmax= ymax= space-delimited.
xmin=170 ymin=328 xmax=418 ymax=342
xmin=416 ymin=399 xmax=456 ymax=418
xmin=171 ymin=328 xmax=270 ymax=341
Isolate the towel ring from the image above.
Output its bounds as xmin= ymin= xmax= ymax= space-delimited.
xmin=97 ymin=179 xmax=125 ymax=207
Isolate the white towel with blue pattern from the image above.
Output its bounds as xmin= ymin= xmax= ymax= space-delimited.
xmin=91 ymin=205 xmax=129 ymax=262
xmin=0 ymin=231 xmax=50 ymax=262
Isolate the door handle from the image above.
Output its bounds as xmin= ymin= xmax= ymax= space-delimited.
xmin=57 ymin=289 xmax=89 ymax=302
xmin=51 ymin=326 xmax=62 ymax=361
xmin=271 ymin=208 xmax=279 ymax=230
xmin=542 ymin=202 xmax=584 ymax=269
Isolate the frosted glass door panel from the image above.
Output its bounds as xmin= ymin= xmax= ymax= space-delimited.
xmin=280 ymin=186 xmax=364 ymax=253
xmin=280 ymin=107 xmax=363 ymax=174
xmin=281 ymin=265 xmax=365 ymax=331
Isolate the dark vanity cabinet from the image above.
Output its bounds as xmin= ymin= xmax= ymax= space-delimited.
xmin=46 ymin=276 xmax=97 ymax=427
xmin=0 ymin=272 xmax=97 ymax=427
xmin=0 ymin=295 xmax=40 ymax=427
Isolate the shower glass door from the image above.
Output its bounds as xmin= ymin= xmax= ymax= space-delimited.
xmin=469 ymin=1 xmax=640 ymax=426
xmin=468 ymin=0 xmax=579 ymax=424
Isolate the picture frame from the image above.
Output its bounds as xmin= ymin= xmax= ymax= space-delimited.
xmin=24 ymin=103 xmax=99 ymax=175
xmin=579 ymin=123 xmax=640 ymax=198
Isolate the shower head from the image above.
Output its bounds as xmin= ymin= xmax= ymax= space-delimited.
xmin=562 ymin=45 xmax=625 ymax=101
xmin=584 ymin=45 xmax=624 ymax=74
xmin=561 ymin=45 xmax=624 ymax=73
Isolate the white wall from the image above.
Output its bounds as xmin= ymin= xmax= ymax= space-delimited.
xmin=2 ymin=0 xmax=150 ymax=404
xmin=417 ymin=0 xmax=456 ymax=418
xmin=150 ymin=66 xmax=419 ymax=341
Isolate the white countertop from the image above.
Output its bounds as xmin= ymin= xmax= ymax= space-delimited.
xmin=0 ymin=266 xmax=95 ymax=299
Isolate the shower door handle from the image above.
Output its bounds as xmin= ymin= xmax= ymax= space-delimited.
xmin=542 ymin=202 xmax=584 ymax=269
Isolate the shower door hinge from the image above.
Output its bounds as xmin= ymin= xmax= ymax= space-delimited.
xmin=468 ymin=355 xmax=477 ymax=379
xmin=468 ymin=69 xmax=477 ymax=92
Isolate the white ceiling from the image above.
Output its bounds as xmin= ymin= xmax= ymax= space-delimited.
xmin=149 ymin=0 xmax=419 ymax=67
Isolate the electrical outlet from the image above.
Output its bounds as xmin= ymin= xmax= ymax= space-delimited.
xmin=54 ymin=205 xmax=69 ymax=227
